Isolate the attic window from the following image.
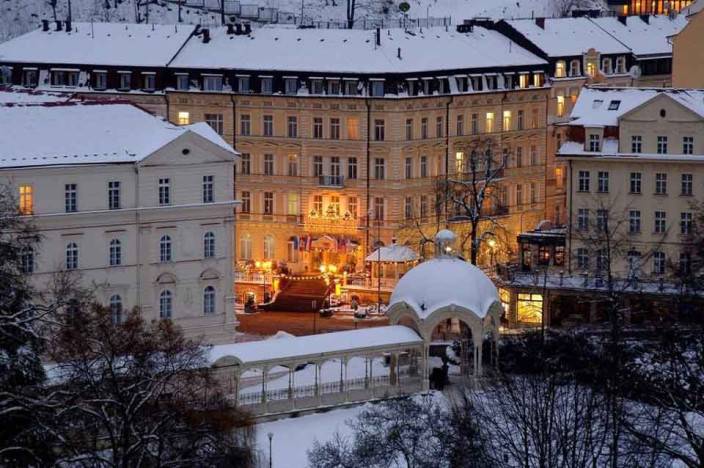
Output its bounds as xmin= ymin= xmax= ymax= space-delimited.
xmin=592 ymin=99 xmax=603 ymax=109
xmin=608 ymin=100 xmax=621 ymax=110
xmin=660 ymin=109 xmax=667 ymax=118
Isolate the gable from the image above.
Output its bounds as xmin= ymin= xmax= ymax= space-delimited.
xmin=138 ymin=131 xmax=236 ymax=168
xmin=619 ymin=93 xmax=704 ymax=124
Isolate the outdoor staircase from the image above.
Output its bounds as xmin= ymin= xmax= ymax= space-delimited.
xmin=259 ymin=277 xmax=330 ymax=312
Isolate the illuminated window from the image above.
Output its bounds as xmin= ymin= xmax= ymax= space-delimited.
xmin=519 ymin=74 xmax=529 ymax=89
xmin=556 ymin=96 xmax=565 ymax=117
xmin=19 ymin=184 xmax=33 ymax=215
xmin=532 ymin=73 xmax=543 ymax=87
xmin=177 ymin=111 xmax=190 ymax=125
xmin=347 ymin=117 xmax=359 ymax=139
xmin=586 ymin=60 xmax=597 ymax=77
xmin=503 ymin=110 xmax=512 ymax=131
xmin=517 ymin=293 xmax=543 ymax=324
xmin=555 ymin=60 xmax=566 ymax=78
xmin=485 ymin=112 xmax=495 ymax=133
xmin=455 ymin=151 xmax=465 ymax=174
xmin=287 ymin=192 xmax=299 ymax=216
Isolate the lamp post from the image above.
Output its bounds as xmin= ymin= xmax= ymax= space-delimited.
xmin=267 ymin=432 xmax=274 ymax=468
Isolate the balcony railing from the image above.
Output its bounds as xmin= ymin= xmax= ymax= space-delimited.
xmin=318 ymin=175 xmax=344 ymax=187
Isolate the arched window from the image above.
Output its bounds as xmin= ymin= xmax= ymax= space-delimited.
xmin=160 ymin=235 xmax=172 ymax=263
xmin=263 ymin=235 xmax=274 ymax=260
xmin=569 ymin=59 xmax=581 ymax=77
xmin=601 ymin=57 xmax=612 ymax=75
xmin=65 ymin=242 xmax=79 ymax=270
xmin=20 ymin=246 xmax=34 ymax=274
xmin=240 ymin=234 xmax=252 ymax=260
xmin=203 ymin=286 xmax=216 ymax=315
xmin=109 ymin=294 xmax=122 ymax=324
xmin=159 ymin=290 xmax=173 ymax=319
xmin=109 ymin=239 xmax=122 ymax=266
xmin=203 ymin=232 xmax=215 ymax=258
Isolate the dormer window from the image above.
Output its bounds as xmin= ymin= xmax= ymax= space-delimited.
xmin=602 ymin=57 xmax=613 ymax=75
xmin=118 ymin=72 xmax=131 ymax=91
xmin=142 ymin=72 xmax=156 ymax=91
xmin=370 ymin=79 xmax=384 ymax=97
xmin=422 ymin=78 xmax=432 ymax=95
xmin=344 ymin=79 xmax=358 ymax=95
xmin=328 ymin=79 xmax=341 ymax=95
xmin=519 ymin=73 xmax=529 ymax=89
xmin=310 ymin=78 xmax=324 ymax=94
xmin=437 ymin=78 xmax=446 ymax=94
xmin=470 ymin=76 xmax=482 ymax=91
xmin=284 ymin=77 xmax=298 ymax=95
xmin=608 ymin=100 xmax=621 ymax=110
xmin=238 ymin=75 xmax=251 ymax=93
xmin=569 ymin=60 xmax=581 ymax=77
xmin=533 ymin=72 xmax=544 ymax=87
xmin=51 ymin=69 xmax=79 ymax=87
xmin=202 ymin=74 xmax=223 ymax=91
xmin=615 ymin=56 xmax=626 ymax=74
xmin=259 ymin=76 xmax=272 ymax=94
xmin=93 ymin=71 xmax=107 ymax=90
xmin=589 ymin=134 xmax=601 ymax=152
xmin=175 ymin=73 xmax=189 ymax=91
xmin=555 ymin=60 xmax=566 ymax=78
xmin=486 ymin=75 xmax=497 ymax=90
xmin=22 ymin=68 xmax=38 ymax=87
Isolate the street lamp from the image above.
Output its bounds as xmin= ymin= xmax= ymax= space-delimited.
xmin=267 ymin=432 xmax=274 ymax=468
xmin=487 ymin=237 xmax=497 ymax=267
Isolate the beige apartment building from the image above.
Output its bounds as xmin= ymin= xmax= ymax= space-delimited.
xmin=673 ymin=9 xmax=704 ymax=88
xmin=0 ymin=99 xmax=239 ymax=343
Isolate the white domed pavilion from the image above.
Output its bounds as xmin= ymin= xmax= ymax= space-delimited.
xmin=386 ymin=230 xmax=502 ymax=383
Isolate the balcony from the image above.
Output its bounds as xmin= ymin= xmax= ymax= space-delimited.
xmin=318 ymin=175 xmax=344 ymax=188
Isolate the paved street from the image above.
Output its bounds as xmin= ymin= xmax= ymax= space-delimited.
xmin=236 ymin=311 xmax=389 ymax=336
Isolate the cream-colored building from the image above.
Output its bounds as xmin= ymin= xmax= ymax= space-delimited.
xmin=673 ymin=10 xmax=704 ymax=88
xmin=0 ymin=99 xmax=239 ymax=343
xmin=561 ymin=87 xmax=704 ymax=278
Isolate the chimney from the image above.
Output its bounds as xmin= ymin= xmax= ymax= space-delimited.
xmin=375 ymin=27 xmax=381 ymax=46
xmin=42 ymin=19 xmax=50 ymax=32
xmin=397 ymin=47 xmax=401 ymax=59
xmin=243 ymin=23 xmax=251 ymax=34
xmin=639 ymin=14 xmax=650 ymax=24
xmin=535 ymin=17 xmax=545 ymax=29
xmin=617 ymin=15 xmax=627 ymax=25
xmin=226 ymin=23 xmax=235 ymax=35
xmin=55 ymin=20 xmax=63 ymax=31
xmin=65 ymin=19 xmax=72 ymax=32
xmin=202 ymin=28 xmax=210 ymax=43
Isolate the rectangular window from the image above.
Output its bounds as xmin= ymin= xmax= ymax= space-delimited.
xmin=653 ymin=251 xmax=666 ymax=275
xmin=436 ymin=116 xmax=443 ymax=138
xmin=287 ymin=116 xmax=298 ymax=138
xmin=589 ymin=134 xmax=601 ymax=152
xmin=630 ymin=172 xmax=642 ymax=194
xmin=93 ymin=71 xmax=106 ymax=90
xmin=655 ymin=173 xmax=667 ymax=195
xmin=405 ymin=157 xmax=412 ymax=179
xmin=118 ymin=72 xmax=131 ymax=90
xmin=577 ymin=208 xmax=589 ymax=231
xmin=597 ymin=171 xmax=609 ymax=193
xmin=421 ymin=118 xmax=428 ymax=139
xmin=683 ymin=136 xmax=694 ymax=155
xmin=516 ymin=184 xmax=523 ymax=206
xmin=681 ymin=212 xmax=693 ymax=235
xmin=515 ymin=147 xmax=523 ymax=168
xmin=287 ymin=154 xmax=298 ymax=177
xmin=420 ymin=195 xmax=428 ymax=220
xmin=158 ymin=178 xmax=170 ymax=206
xmin=631 ymin=135 xmax=642 ymax=153
xmin=404 ymin=196 xmax=413 ymax=220
xmin=347 ymin=197 xmax=358 ymax=219
xmin=654 ymin=211 xmax=666 ymax=233
xmin=456 ymin=115 xmax=464 ymax=136
xmin=330 ymin=157 xmax=341 ymax=179
xmin=19 ymin=184 xmax=33 ymax=215
xmin=313 ymin=117 xmax=323 ymax=139
xmin=328 ymin=80 xmax=341 ymax=95
xmin=485 ymin=112 xmax=495 ymax=133
xmin=287 ymin=241 xmax=299 ymax=263
xmin=263 ymin=115 xmax=273 ymax=136
xmin=238 ymin=75 xmax=250 ymax=93
xmin=556 ymin=96 xmax=565 ymax=118
xmin=530 ymin=145 xmax=538 ymax=165
xmin=680 ymin=252 xmax=691 ymax=276
xmin=577 ymin=248 xmax=589 ymax=270
xmin=596 ymin=209 xmax=608 ymax=232
xmin=374 ymin=158 xmax=385 ymax=180
xmin=202 ymin=175 xmax=214 ymax=203
xmin=108 ymin=181 xmax=121 ymax=210
xmin=374 ymin=119 xmax=385 ymax=141
xmin=64 ymin=183 xmax=77 ymax=213
xmin=204 ymin=113 xmax=224 ymax=135
xmin=681 ymin=173 xmax=693 ymax=196
xmin=347 ymin=117 xmax=359 ymax=139
xmin=313 ymin=156 xmax=323 ymax=177
xmin=240 ymin=114 xmax=251 ymax=136
xmin=176 ymin=74 xmax=189 ymax=90
xmin=177 ymin=111 xmax=190 ymax=125
xmin=371 ymin=80 xmax=384 ymax=97
xmin=503 ymin=110 xmax=512 ymax=131
xmin=629 ymin=210 xmax=641 ymax=234
xmin=287 ymin=193 xmax=299 ymax=216
xmin=420 ymin=156 xmax=428 ymax=178
xmin=263 ymin=192 xmax=274 ymax=215
xmin=264 ymin=154 xmax=274 ymax=176
xmin=240 ymin=153 xmax=251 ymax=175
xmin=578 ymin=171 xmax=590 ymax=192
xmin=344 ymin=79 xmax=358 ymax=96
xmin=471 ymin=113 xmax=478 ymax=135
xmin=259 ymin=77 xmax=272 ymax=94
xmin=310 ymin=79 xmax=323 ymax=95
xmin=285 ymin=78 xmax=298 ymax=95
xmin=406 ymin=118 xmax=414 ymax=140
xmin=657 ymin=136 xmax=668 ymax=154
xmin=142 ymin=73 xmax=156 ymax=91
xmin=347 ymin=158 xmax=357 ymax=179
xmin=373 ymin=197 xmax=384 ymax=222
xmin=241 ymin=191 xmax=250 ymax=213
xmin=330 ymin=118 xmax=340 ymax=140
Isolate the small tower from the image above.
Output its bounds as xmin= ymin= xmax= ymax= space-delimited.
xmin=434 ymin=229 xmax=456 ymax=257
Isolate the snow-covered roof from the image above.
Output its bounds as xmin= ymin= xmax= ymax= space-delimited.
xmin=208 ymin=325 xmax=423 ymax=367
xmin=389 ymin=257 xmax=499 ymax=320
xmin=567 ymin=87 xmax=704 ymax=127
xmin=0 ymin=102 xmax=235 ymax=169
xmin=505 ymin=17 xmax=630 ymax=57
xmin=365 ymin=244 xmax=418 ymax=263
xmin=0 ymin=23 xmax=196 ymax=67
xmin=0 ymin=87 xmax=72 ymax=104
xmin=170 ymin=25 xmax=546 ymax=74
xmin=589 ymin=15 xmax=688 ymax=58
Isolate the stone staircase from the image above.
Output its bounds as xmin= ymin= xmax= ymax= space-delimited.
xmin=260 ymin=277 xmax=330 ymax=312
